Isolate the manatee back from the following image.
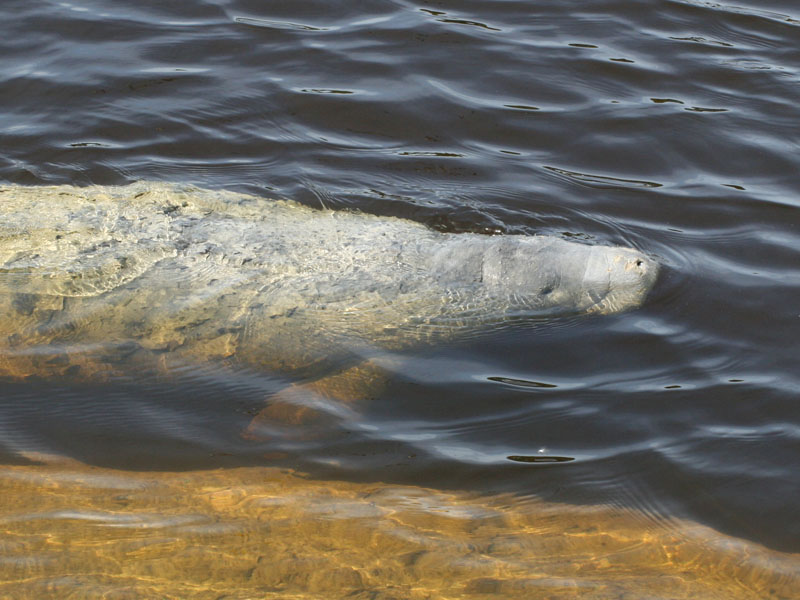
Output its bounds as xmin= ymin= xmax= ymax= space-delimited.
xmin=0 ymin=182 xmax=657 ymax=383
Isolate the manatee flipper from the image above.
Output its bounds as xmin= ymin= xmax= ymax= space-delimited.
xmin=242 ymin=360 xmax=391 ymax=441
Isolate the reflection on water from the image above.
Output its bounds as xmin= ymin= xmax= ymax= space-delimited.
xmin=2 ymin=0 xmax=800 ymax=593
xmin=0 ymin=461 xmax=796 ymax=600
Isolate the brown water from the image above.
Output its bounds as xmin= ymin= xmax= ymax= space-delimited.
xmin=1 ymin=0 xmax=799 ymax=596
xmin=1 ymin=459 xmax=797 ymax=599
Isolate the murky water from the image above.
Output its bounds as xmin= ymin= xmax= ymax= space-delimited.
xmin=1 ymin=0 xmax=799 ymax=596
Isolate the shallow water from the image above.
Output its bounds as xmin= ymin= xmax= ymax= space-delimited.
xmin=0 ymin=461 xmax=797 ymax=599
xmin=1 ymin=0 xmax=799 ymax=596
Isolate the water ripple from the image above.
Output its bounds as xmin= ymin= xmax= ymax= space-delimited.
xmin=0 ymin=0 xmax=798 ymax=558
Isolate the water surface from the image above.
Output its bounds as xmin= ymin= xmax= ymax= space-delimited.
xmin=0 ymin=0 xmax=798 ymax=596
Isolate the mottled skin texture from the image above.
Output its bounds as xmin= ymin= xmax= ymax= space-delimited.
xmin=0 ymin=182 xmax=658 ymax=428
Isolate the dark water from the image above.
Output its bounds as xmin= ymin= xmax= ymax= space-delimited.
xmin=0 ymin=0 xmax=799 ymax=589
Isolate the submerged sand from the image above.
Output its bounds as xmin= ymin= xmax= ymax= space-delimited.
xmin=0 ymin=462 xmax=796 ymax=599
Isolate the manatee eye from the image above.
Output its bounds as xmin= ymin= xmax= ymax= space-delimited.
xmin=540 ymin=286 xmax=553 ymax=295
xmin=635 ymin=259 xmax=643 ymax=267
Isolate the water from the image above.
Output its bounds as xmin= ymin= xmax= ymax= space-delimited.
xmin=1 ymin=0 xmax=798 ymax=597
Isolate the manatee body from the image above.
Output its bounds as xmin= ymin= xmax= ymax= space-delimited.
xmin=0 ymin=182 xmax=658 ymax=383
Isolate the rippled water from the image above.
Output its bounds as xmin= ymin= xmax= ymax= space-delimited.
xmin=1 ymin=0 xmax=799 ymax=596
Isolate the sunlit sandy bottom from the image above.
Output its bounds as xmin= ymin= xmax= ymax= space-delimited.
xmin=0 ymin=462 xmax=796 ymax=599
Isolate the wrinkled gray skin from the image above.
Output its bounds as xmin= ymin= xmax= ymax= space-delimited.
xmin=0 ymin=182 xmax=658 ymax=381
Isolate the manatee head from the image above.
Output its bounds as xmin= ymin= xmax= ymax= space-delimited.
xmin=479 ymin=236 xmax=658 ymax=316
xmin=580 ymin=244 xmax=659 ymax=314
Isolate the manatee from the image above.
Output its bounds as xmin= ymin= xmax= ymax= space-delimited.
xmin=0 ymin=182 xmax=657 ymax=429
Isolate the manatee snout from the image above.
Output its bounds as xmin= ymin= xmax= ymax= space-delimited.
xmin=584 ymin=246 xmax=659 ymax=314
